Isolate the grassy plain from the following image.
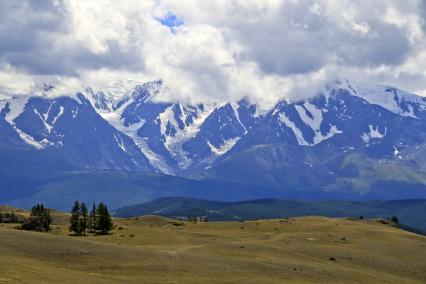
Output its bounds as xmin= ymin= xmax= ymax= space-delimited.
xmin=0 ymin=210 xmax=425 ymax=283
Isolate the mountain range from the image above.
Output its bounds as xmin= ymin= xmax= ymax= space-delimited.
xmin=1 ymin=78 xmax=426 ymax=209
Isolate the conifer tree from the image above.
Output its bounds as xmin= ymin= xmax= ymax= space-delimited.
xmin=69 ymin=200 xmax=81 ymax=235
xmin=10 ymin=211 xmax=18 ymax=223
xmin=31 ymin=204 xmax=45 ymax=217
xmin=80 ymin=202 xmax=88 ymax=236
xmin=89 ymin=203 xmax=97 ymax=234
xmin=104 ymin=204 xmax=113 ymax=233
xmin=97 ymin=202 xmax=113 ymax=234
xmin=97 ymin=203 xmax=105 ymax=234
xmin=40 ymin=208 xmax=52 ymax=230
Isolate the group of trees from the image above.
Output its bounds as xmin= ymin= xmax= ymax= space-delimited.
xmin=186 ymin=216 xmax=208 ymax=223
xmin=358 ymin=215 xmax=399 ymax=225
xmin=21 ymin=204 xmax=52 ymax=232
xmin=69 ymin=201 xmax=88 ymax=235
xmin=69 ymin=201 xmax=113 ymax=235
xmin=1 ymin=201 xmax=113 ymax=235
xmin=0 ymin=211 xmax=20 ymax=223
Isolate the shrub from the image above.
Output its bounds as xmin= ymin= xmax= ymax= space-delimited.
xmin=21 ymin=217 xmax=50 ymax=232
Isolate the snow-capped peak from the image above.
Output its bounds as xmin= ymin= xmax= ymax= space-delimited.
xmin=3 ymin=78 xmax=426 ymax=175
xmin=354 ymin=84 xmax=426 ymax=118
xmin=100 ymin=80 xmax=135 ymax=100
xmin=130 ymin=80 xmax=164 ymax=102
xmin=322 ymin=78 xmax=426 ymax=118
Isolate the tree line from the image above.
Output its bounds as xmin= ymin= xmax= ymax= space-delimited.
xmin=186 ymin=216 xmax=209 ymax=223
xmin=7 ymin=201 xmax=113 ymax=234
xmin=69 ymin=201 xmax=113 ymax=235
xmin=0 ymin=211 xmax=19 ymax=223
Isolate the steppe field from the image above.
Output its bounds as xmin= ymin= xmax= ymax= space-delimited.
xmin=0 ymin=209 xmax=425 ymax=283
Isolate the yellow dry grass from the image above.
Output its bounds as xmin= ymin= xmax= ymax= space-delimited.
xmin=0 ymin=214 xmax=425 ymax=283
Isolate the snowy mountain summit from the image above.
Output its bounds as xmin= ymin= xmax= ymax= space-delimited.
xmin=83 ymin=79 xmax=260 ymax=174
xmin=1 ymin=78 xmax=426 ymax=198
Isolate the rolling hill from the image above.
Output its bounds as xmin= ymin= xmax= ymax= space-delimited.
xmin=0 ymin=213 xmax=425 ymax=283
xmin=113 ymin=197 xmax=426 ymax=234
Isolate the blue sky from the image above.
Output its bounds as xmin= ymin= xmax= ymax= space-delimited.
xmin=158 ymin=13 xmax=184 ymax=30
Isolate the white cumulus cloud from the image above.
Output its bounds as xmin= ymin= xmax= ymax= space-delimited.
xmin=0 ymin=0 xmax=425 ymax=106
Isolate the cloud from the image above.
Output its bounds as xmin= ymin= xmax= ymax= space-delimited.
xmin=0 ymin=0 xmax=425 ymax=106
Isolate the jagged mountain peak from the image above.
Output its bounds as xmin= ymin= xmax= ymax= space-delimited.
xmin=2 ymin=79 xmax=426 ymax=179
xmin=135 ymin=79 xmax=164 ymax=94
xmin=123 ymin=79 xmax=164 ymax=105
xmin=320 ymin=78 xmax=426 ymax=118
xmin=83 ymin=79 xmax=165 ymax=114
xmin=354 ymin=85 xmax=426 ymax=118
xmin=1 ymin=79 xmax=426 ymax=200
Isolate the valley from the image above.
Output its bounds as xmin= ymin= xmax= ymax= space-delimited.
xmin=1 ymin=2 xmax=425 ymax=283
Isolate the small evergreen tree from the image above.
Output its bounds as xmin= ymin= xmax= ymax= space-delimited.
xmin=10 ymin=211 xmax=18 ymax=223
xmin=31 ymin=204 xmax=48 ymax=219
xmin=69 ymin=200 xmax=81 ymax=235
xmin=41 ymin=209 xmax=52 ymax=230
xmin=80 ymin=202 xmax=88 ymax=236
xmin=104 ymin=204 xmax=113 ymax=233
xmin=96 ymin=203 xmax=113 ymax=235
xmin=88 ymin=203 xmax=97 ymax=233
xmin=391 ymin=216 xmax=399 ymax=225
